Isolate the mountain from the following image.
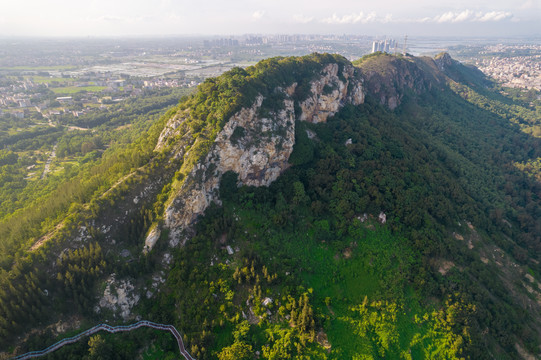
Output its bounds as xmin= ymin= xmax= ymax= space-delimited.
xmin=1 ymin=52 xmax=541 ymax=360
xmin=153 ymin=56 xmax=364 ymax=245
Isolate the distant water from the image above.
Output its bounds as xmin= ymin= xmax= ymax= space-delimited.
xmin=406 ymin=36 xmax=541 ymax=56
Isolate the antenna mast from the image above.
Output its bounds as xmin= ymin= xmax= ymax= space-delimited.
xmin=402 ymin=35 xmax=408 ymax=55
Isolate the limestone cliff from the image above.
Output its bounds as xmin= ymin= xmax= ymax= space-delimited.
xmin=150 ymin=60 xmax=364 ymax=247
xmin=163 ymin=94 xmax=296 ymax=244
xmin=298 ymin=63 xmax=364 ymax=123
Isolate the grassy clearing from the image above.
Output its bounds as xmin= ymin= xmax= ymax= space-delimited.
xmin=27 ymin=76 xmax=75 ymax=84
xmin=287 ymin=229 xmax=416 ymax=358
xmin=231 ymin=204 xmax=439 ymax=359
xmin=0 ymin=65 xmax=78 ymax=71
xmin=51 ymin=86 xmax=107 ymax=94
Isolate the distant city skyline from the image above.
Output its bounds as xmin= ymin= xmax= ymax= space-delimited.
xmin=1 ymin=0 xmax=540 ymax=37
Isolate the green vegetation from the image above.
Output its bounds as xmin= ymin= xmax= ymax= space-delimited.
xmin=19 ymin=327 xmax=180 ymax=360
xmin=27 ymin=76 xmax=75 ymax=84
xmin=153 ymin=53 xmax=540 ymax=359
xmin=51 ymin=86 xmax=107 ymax=94
xmin=0 ymin=88 xmax=190 ymax=348
xmin=1 ymin=53 xmax=541 ymax=360
xmin=0 ymin=88 xmax=189 ymax=220
xmin=145 ymin=143 xmax=475 ymax=359
xmin=0 ymin=65 xmax=78 ymax=71
xmin=162 ymin=53 xmax=356 ymax=204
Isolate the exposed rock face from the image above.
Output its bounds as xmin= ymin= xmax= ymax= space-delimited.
xmin=143 ymin=225 xmax=160 ymax=253
xmin=299 ymin=63 xmax=364 ymax=123
xmin=163 ymin=94 xmax=297 ymax=243
xmin=154 ymin=60 xmax=365 ymax=244
xmin=95 ymin=275 xmax=140 ymax=320
xmin=155 ymin=109 xmax=190 ymax=154
xmin=210 ymin=94 xmax=296 ymax=187
xmin=151 ymin=54 xmax=462 ymax=245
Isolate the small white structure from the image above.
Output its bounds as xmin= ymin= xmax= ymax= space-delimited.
xmin=262 ymin=297 xmax=273 ymax=307
xmin=378 ymin=212 xmax=387 ymax=224
xmin=357 ymin=213 xmax=368 ymax=223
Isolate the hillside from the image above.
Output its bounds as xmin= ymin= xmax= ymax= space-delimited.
xmin=1 ymin=52 xmax=541 ymax=359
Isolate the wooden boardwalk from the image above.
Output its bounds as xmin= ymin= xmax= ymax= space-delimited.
xmin=12 ymin=320 xmax=195 ymax=360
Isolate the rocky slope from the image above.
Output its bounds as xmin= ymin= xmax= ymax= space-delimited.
xmin=355 ymin=53 xmax=444 ymax=110
xmin=149 ymin=61 xmax=364 ymax=246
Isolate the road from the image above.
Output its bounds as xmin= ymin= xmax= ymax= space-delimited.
xmin=12 ymin=320 xmax=195 ymax=360
xmin=40 ymin=142 xmax=58 ymax=180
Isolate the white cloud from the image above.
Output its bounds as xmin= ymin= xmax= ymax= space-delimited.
xmin=520 ymin=0 xmax=540 ymax=10
xmin=382 ymin=14 xmax=393 ymax=23
xmin=432 ymin=10 xmax=512 ymax=23
xmin=252 ymin=10 xmax=264 ymax=20
xmin=434 ymin=10 xmax=473 ymax=23
xmin=305 ymin=9 xmax=513 ymax=26
xmin=164 ymin=13 xmax=183 ymax=23
xmin=322 ymin=12 xmax=377 ymax=24
xmin=477 ymin=11 xmax=513 ymax=22
xmin=293 ymin=14 xmax=313 ymax=24
xmin=454 ymin=10 xmax=475 ymax=22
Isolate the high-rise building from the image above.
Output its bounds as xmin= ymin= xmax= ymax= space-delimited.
xmin=371 ymin=39 xmax=397 ymax=54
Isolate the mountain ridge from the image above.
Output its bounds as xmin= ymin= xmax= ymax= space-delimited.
xmin=153 ymin=58 xmax=364 ymax=245
xmin=2 ymin=52 xmax=541 ymax=359
xmin=151 ymin=51 xmax=488 ymax=246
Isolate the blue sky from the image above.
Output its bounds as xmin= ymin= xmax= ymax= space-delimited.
xmin=1 ymin=0 xmax=539 ymax=37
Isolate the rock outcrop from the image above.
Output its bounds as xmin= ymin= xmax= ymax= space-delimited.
xmin=163 ymin=93 xmax=296 ymax=244
xmin=357 ymin=53 xmax=440 ymax=110
xmin=95 ymin=274 xmax=140 ymax=320
xmin=298 ymin=63 xmax=364 ymax=123
xmin=434 ymin=52 xmax=454 ymax=72
xmin=143 ymin=225 xmax=160 ymax=253
xmin=152 ymin=60 xmax=365 ymax=245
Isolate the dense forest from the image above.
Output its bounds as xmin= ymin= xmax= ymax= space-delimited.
xmin=1 ymin=53 xmax=541 ymax=359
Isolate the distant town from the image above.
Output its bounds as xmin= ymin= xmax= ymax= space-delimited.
xmin=474 ymin=44 xmax=541 ymax=90
xmin=0 ymin=69 xmax=199 ymax=121
xmin=1 ymin=36 xmax=539 ymax=124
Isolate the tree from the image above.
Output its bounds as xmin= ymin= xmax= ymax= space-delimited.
xmin=87 ymin=334 xmax=112 ymax=360
xmin=292 ymin=181 xmax=308 ymax=206
xmin=217 ymin=341 xmax=253 ymax=360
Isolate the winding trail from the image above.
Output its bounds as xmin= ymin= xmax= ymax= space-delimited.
xmin=12 ymin=320 xmax=195 ymax=360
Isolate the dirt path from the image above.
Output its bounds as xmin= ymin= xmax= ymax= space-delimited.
xmin=41 ymin=142 xmax=58 ymax=179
